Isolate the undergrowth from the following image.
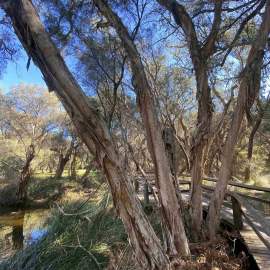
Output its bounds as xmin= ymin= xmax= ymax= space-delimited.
xmin=0 ymin=184 xmax=248 ymax=270
xmin=0 ymin=187 xmax=133 ymax=270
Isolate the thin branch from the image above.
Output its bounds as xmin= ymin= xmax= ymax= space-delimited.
xmin=221 ymin=0 xmax=266 ymax=66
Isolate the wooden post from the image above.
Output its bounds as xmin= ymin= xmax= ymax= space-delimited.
xmin=144 ymin=182 xmax=149 ymax=205
xmin=134 ymin=177 xmax=140 ymax=193
xmin=231 ymin=196 xmax=243 ymax=230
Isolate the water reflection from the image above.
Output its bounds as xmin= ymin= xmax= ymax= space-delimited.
xmin=0 ymin=209 xmax=49 ymax=259
xmin=27 ymin=228 xmax=47 ymax=245
xmin=12 ymin=225 xmax=23 ymax=250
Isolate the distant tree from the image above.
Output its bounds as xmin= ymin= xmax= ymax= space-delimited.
xmin=2 ymin=0 xmax=270 ymax=267
xmin=1 ymin=2 xmax=171 ymax=268
xmin=1 ymin=84 xmax=60 ymax=200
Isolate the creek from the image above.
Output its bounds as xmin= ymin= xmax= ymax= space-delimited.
xmin=0 ymin=209 xmax=50 ymax=262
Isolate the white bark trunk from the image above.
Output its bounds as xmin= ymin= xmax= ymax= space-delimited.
xmin=207 ymin=0 xmax=270 ymax=239
xmin=93 ymin=0 xmax=190 ymax=257
xmin=1 ymin=1 xmax=171 ymax=268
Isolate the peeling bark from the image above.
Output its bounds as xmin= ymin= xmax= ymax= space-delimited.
xmin=157 ymin=0 xmax=222 ymax=241
xmin=0 ymin=1 xmax=171 ymax=268
xmin=93 ymin=0 xmax=190 ymax=257
xmin=17 ymin=144 xmax=35 ymax=201
xmin=207 ymin=0 xmax=270 ymax=240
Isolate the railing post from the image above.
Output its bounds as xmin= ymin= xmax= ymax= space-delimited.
xmin=232 ymin=196 xmax=243 ymax=230
xmin=144 ymin=182 xmax=149 ymax=205
xmin=133 ymin=177 xmax=140 ymax=193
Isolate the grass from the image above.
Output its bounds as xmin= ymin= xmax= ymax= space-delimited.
xmin=0 ymin=187 xmax=133 ymax=270
xmin=0 ymin=170 xmax=252 ymax=269
xmin=29 ymin=169 xmax=102 ymax=197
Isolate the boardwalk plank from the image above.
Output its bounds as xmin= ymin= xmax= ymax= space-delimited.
xmin=241 ymin=220 xmax=270 ymax=270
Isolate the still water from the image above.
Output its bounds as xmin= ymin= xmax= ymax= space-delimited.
xmin=0 ymin=209 xmax=49 ymax=261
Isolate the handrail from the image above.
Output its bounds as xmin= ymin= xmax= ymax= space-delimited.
xmin=232 ymin=193 xmax=270 ymax=250
xmin=178 ymin=180 xmax=270 ymax=251
xmin=135 ymin=173 xmax=270 ymax=253
xmin=179 ymin=179 xmax=270 ymax=205
xmin=181 ymin=174 xmax=270 ymax=193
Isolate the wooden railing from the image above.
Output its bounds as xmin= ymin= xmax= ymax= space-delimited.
xmin=135 ymin=173 xmax=270 ymax=267
xmin=179 ymin=175 xmax=270 ymax=205
xmin=178 ymin=175 xmax=270 ymax=251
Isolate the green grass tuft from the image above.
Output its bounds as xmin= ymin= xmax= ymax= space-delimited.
xmin=0 ymin=190 xmax=128 ymax=270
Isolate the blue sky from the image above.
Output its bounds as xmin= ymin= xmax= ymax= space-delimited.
xmin=0 ymin=50 xmax=45 ymax=92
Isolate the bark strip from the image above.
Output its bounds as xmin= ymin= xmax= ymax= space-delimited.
xmin=207 ymin=0 xmax=270 ymax=240
xmin=0 ymin=1 xmax=170 ymax=268
xmin=157 ymin=0 xmax=222 ymax=240
xmin=93 ymin=0 xmax=190 ymax=257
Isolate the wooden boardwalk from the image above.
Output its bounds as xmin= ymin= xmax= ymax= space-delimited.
xmin=137 ymin=174 xmax=270 ymax=269
xmin=241 ymin=219 xmax=270 ymax=269
xmin=182 ymin=182 xmax=270 ymax=270
xmin=181 ymin=191 xmax=270 ymax=269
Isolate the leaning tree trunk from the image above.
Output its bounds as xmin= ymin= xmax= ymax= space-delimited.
xmin=17 ymin=144 xmax=35 ymax=201
xmin=80 ymin=158 xmax=93 ymax=182
xmin=93 ymin=0 xmax=190 ymax=257
xmin=207 ymin=1 xmax=270 ymax=240
xmin=55 ymin=154 xmax=66 ymax=179
xmin=244 ymin=98 xmax=270 ymax=181
xmin=0 ymin=1 xmax=173 ymax=268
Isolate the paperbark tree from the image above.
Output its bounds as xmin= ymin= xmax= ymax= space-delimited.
xmin=17 ymin=144 xmax=35 ymax=200
xmin=207 ymin=0 xmax=270 ymax=239
xmin=1 ymin=85 xmax=58 ymax=200
xmin=245 ymin=112 xmax=263 ymax=181
xmin=157 ymin=0 xmax=222 ymax=240
xmin=244 ymin=98 xmax=270 ymax=180
xmin=70 ymin=145 xmax=79 ymax=179
xmin=0 ymin=1 xmax=172 ymax=268
xmin=54 ymin=139 xmax=74 ymax=179
xmin=93 ymin=0 xmax=190 ymax=256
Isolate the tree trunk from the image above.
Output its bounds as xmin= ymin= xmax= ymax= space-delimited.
xmin=17 ymin=144 xmax=35 ymax=201
xmin=54 ymin=141 xmax=74 ymax=178
xmin=80 ymin=160 xmax=92 ymax=182
xmin=244 ymin=117 xmax=262 ymax=181
xmin=55 ymin=154 xmax=66 ymax=178
xmin=156 ymin=0 xmax=222 ymax=241
xmin=163 ymin=128 xmax=177 ymax=176
xmin=1 ymin=1 xmax=172 ymax=268
xmin=207 ymin=1 xmax=270 ymax=240
xmin=143 ymin=181 xmax=150 ymax=205
xmin=55 ymin=154 xmax=65 ymax=177
xmin=93 ymin=0 xmax=190 ymax=257
xmin=70 ymin=150 xmax=77 ymax=179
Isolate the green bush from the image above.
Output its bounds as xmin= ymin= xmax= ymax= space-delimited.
xmin=0 ymin=191 xmax=128 ymax=270
xmin=0 ymin=156 xmax=24 ymax=180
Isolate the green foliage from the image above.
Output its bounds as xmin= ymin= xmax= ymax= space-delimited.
xmin=0 ymin=183 xmax=18 ymax=207
xmin=0 ymin=191 xmax=128 ymax=270
xmin=0 ymin=155 xmax=24 ymax=180
xmin=28 ymin=175 xmax=63 ymax=199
